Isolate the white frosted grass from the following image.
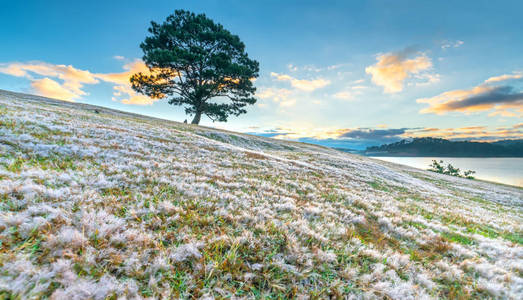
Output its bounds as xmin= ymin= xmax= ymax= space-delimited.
xmin=0 ymin=92 xmax=522 ymax=299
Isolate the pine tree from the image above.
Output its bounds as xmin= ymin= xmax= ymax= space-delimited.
xmin=131 ymin=10 xmax=259 ymax=124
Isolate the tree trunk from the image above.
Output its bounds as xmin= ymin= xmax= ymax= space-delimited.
xmin=191 ymin=111 xmax=202 ymax=124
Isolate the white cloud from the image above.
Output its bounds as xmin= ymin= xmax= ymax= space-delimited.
xmin=270 ymin=72 xmax=330 ymax=92
xmin=333 ymin=91 xmax=354 ymax=101
xmin=415 ymin=73 xmax=441 ymax=86
xmin=257 ymin=88 xmax=296 ymax=107
xmin=441 ymin=40 xmax=464 ymax=49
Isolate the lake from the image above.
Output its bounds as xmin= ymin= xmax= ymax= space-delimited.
xmin=371 ymin=157 xmax=523 ymax=187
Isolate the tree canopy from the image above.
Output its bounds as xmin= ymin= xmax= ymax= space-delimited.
xmin=130 ymin=10 xmax=259 ymax=124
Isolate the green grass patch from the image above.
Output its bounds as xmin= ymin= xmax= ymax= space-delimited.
xmin=502 ymin=231 xmax=523 ymax=245
xmin=368 ymin=180 xmax=390 ymax=192
xmin=441 ymin=231 xmax=475 ymax=245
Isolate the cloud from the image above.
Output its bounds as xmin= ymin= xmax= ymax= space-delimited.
xmin=286 ymin=63 xmax=349 ymax=73
xmin=406 ymin=124 xmax=522 ymax=141
xmin=422 ymin=86 xmax=522 ymax=112
xmin=247 ymin=123 xmax=522 ymax=151
xmin=95 ymin=60 xmax=154 ymax=105
xmin=30 ymin=78 xmax=79 ymax=101
xmin=365 ymin=49 xmax=433 ymax=93
xmin=415 ymin=73 xmax=440 ymax=86
xmin=113 ymin=55 xmax=125 ymax=60
xmin=489 ymin=110 xmax=517 ymax=117
xmin=270 ymin=127 xmax=413 ymax=150
xmin=441 ymin=40 xmax=464 ymax=49
xmin=338 ymin=128 xmax=409 ymax=140
xmin=417 ymin=73 xmax=523 ymax=117
xmin=333 ymin=83 xmax=367 ymax=101
xmin=270 ymin=72 xmax=330 ymax=91
xmin=484 ymin=72 xmax=523 ymax=84
xmin=0 ymin=61 xmax=99 ymax=101
xmin=257 ymin=87 xmax=296 ymax=107
xmin=333 ymin=91 xmax=354 ymax=100
xmin=0 ymin=59 xmax=156 ymax=105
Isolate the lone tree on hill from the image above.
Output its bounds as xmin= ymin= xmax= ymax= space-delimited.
xmin=130 ymin=10 xmax=259 ymax=125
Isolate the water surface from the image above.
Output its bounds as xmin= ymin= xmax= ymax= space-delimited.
xmin=371 ymin=157 xmax=523 ymax=187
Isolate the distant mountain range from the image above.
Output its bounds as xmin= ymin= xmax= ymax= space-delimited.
xmin=363 ymin=137 xmax=523 ymax=157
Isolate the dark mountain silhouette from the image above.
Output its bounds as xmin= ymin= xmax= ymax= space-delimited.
xmin=364 ymin=137 xmax=523 ymax=157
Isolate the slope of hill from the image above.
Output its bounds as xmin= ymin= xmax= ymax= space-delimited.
xmin=0 ymin=89 xmax=522 ymax=299
xmin=364 ymin=137 xmax=523 ymax=157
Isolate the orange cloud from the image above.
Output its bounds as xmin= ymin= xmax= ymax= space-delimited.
xmin=417 ymin=83 xmax=523 ymax=117
xmin=365 ymin=50 xmax=433 ymax=93
xmin=406 ymin=124 xmax=522 ymax=141
xmin=257 ymin=123 xmax=523 ymax=144
xmin=0 ymin=62 xmax=99 ymax=101
xmin=30 ymin=78 xmax=79 ymax=101
xmin=484 ymin=72 xmax=523 ymax=84
xmin=95 ymin=60 xmax=155 ymax=105
xmin=0 ymin=59 xmax=157 ymax=105
xmin=270 ymin=72 xmax=330 ymax=91
xmin=326 ymin=125 xmax=522 ymax=142
xmin=488 ymin=110 xmax=517 ymax=117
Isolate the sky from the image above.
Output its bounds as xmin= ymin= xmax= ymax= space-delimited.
xmin=1 ymin=0 xmax=522 ymax=149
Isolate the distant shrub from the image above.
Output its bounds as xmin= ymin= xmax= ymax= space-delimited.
xmin=428 ymin=160 xmax=476 ymax=179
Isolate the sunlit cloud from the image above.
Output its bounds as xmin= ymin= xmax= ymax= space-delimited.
xmin=30 ymin=78 xmax=79 ymax=102
xmin=270 ymin=72 xmax=330 ymax=91
xmin=247 ymin=122 xmax=522 ymax=151
xmin=333 ymin=91 xmax=355 ymax=100
xmin=0 ymin=59 xmax=156 ymax=105
xmin=365 ymin=49 xmax=433 ymax=93
xmin=488 ymin=110 xmax=517 ymax=117
xmin=417 ymin=73 xmax=523 ymax=117
xmin=254 ymin=123 xmax=523 ymax=150
xmin=406 ymin=124 xmax=523 ymax=141
xmin=95 ymin=60 xmax=154 ymax=105
xmin=484 ymin=72 xmax=523 ymax=84
xmin=257 ymin=87 xmax=296 ymax=107
xmin=0 ymin=61 xmax=99 ymax=101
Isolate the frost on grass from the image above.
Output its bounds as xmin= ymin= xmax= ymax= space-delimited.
xmin=0 ymin=90 xmax=522 ymax=299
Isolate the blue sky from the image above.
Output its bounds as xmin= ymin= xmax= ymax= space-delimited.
xmin=1 ymin=0 xmax=522 ymax=149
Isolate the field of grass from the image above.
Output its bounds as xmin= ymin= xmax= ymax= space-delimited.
xmin=0 ymin=89 xmax=522 ymax=299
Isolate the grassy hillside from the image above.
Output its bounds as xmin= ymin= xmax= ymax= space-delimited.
xmin=0 ymin=89 xmax=522 ymax=299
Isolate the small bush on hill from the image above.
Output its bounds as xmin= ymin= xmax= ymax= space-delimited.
xmin=428 ymin=160 xmax=476 ymax=179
